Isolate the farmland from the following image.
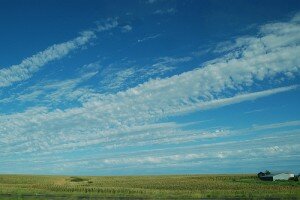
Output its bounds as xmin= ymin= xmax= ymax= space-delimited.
xmin=0 ymin=174 xmax=299 ymax=199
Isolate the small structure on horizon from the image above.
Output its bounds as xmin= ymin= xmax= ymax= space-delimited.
xmin=258 ymin=171 xmax=295 ymax=181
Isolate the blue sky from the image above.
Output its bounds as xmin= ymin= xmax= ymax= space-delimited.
xmin=0 ymin=0 xmax=300 ymax=175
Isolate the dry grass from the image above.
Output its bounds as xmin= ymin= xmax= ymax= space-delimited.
xmin=0 ymin=174 xmax=299 ymax=199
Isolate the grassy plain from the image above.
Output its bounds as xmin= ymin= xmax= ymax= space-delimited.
xmin=0 ymin=174 xmax=299 ymax=199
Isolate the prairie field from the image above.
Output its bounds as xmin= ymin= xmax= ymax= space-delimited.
xmin=0 ymin=174 xmax=299 ymax=199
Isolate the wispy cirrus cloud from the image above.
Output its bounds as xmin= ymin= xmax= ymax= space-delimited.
xmin=0 ymin=31 xmax=96 ymax=88
xmin=3 ymin=125 xmax=298 ymax=174
xmin=1 ymin=14 xmax=300 ymax=174
xmin=154 ymin=8 xmax=176 ymax=15
xmin=244 ymin=108 xmax=266 ymax=114
xmin=137 ymin=34 xmax=161 ymax=43
xmin=0 ymin=85 xmax=297 ymax=156
xmin=151 ymin=56 xmax=192 ymax=72
xmin=0 ymin=19 xmax=119 ymax=88
xmin=95 ymin=18 xmax=118 ymax=32
xmin=0 ymin=71 xmax=98 ymax=108
xmin=122 ymin=25 xmax=133 ymax=32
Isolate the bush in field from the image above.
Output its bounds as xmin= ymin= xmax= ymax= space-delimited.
xmin=69 ymin=177 xmax=87 ymax=182
xmin=265 ymin=170 xmax=271 ymax=175
xmin=289 ymin=176 xmax=299 ymax=181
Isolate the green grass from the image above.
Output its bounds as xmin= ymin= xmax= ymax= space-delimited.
xmin=0 ymin=174 xmax=299 ymax=199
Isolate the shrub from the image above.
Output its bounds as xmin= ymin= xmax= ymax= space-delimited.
xmin=69 ymin=177 xmax=87 ymax=182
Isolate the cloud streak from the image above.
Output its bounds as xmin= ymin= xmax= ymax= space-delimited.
xmin=0 ymin=31 xmax=96 ymax=88
xmin=1 ymin=14 xmax=300 ymax=174
xmin=0 ymin=18 xmax=119 ymax=88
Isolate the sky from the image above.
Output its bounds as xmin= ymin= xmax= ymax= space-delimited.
xmin=0 ymin=0 xmax=300 ymax=175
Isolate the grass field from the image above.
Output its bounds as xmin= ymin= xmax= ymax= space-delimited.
xmin=0 ymin=174 xmax=299 ymax=199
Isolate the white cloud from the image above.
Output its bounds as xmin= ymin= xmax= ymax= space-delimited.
xmin=154 ymin=8 xmax=176 ymax=15
xmin=0 ymin=85 xmax=296 ymax=157
xmin=0 ymin=18 xmax=120 ymax=88
xmin=137 ymin=34 xmax=161 ymax=43
xmin=103 ymin=153 xmax=206 ymax=165
xmin=122 ymin=25 xmax=132 ymax=32
xmin=95 ymin=137 xmax=300 ymax=166
xmin=1 ymin=14 xmax=300 ymax=173
xmin=0 ymin=71 xmax=97 ymax=106
xmin=0 ymin=31 xmax=96 ymax=88
xmin=150 ymin=56 xmax=192 ymax=73
xmin=95 ymin=130 xmax=300 ymax=168
xmin=191 ymin=85 xmax=298 ymax=112
xmin=99 ymin=67 xmax=136 ymax=91
xmin=95 ymin=18 xmax=118 ymax=32
xmin=244 ymin=108 xmax=266 ymax=114
xmin=96 ymin=56 xmax=192 ymax=92
xmin=251 ymin=120 xmax=300 ymax=131
xmin=1 ymin=124 xmax=299 ymax=173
